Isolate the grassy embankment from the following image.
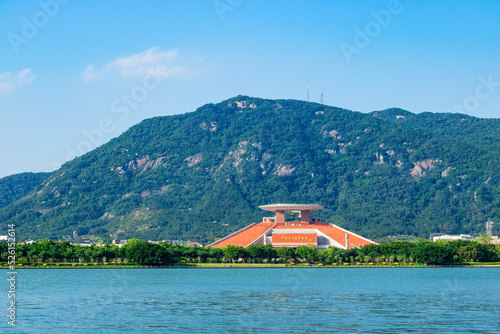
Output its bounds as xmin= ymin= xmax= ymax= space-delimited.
xmin=2 ymin=262 xmax=500 ymax=268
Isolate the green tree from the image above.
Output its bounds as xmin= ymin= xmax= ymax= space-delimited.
xmin=296 ymin=246 xmax=319 ymax=263
xmin=222 ymin=245 xmax=248 ymax=262
xmin=122 ymin=239 xmax=166 ymax=265
xmin=410 ymin=242 xmax=453 ymax=265
xmin=477 ymin=234 xmax=492 ymax=245
xmin=458 ymin=246 xmax=478 ymax=262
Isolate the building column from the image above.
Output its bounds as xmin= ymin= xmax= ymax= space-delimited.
xmin=275 ymin=210 xmax=285 ymax=223
xmin=300 ymin=210 xmax=310 ymax=223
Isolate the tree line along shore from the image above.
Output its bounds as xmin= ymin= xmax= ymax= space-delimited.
xmin=2 ymin=238 xmax=500 ymax=268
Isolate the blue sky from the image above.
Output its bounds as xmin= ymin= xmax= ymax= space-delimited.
xmin=0 ymin=0 xmax=499 ymax=178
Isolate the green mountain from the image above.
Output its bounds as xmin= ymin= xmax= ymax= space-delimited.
xmin=371 ymin=108 xmax=500 ymax=152
xmin=0 ymin=172 xmax=50 ymax=209
xmin=1 ymin=96 xmax=499 ymax=242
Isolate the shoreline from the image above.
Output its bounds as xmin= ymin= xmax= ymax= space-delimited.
xmin=3 ymin=263 xmax=500 ymax=269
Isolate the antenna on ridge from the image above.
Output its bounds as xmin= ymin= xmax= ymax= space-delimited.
xmin=307 ymin=87 xmax=309 ymax=102
xmin=320 ymin=93 xmax=323 ymax=104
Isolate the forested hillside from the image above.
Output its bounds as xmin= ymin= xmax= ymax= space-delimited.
xmin=1 ymin=96 xmax=499 ymax=242
xmin=0 ymin=172 xmax=50 ymax=209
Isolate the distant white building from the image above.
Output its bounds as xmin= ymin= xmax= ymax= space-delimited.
xmin=111 ymin=240 xmax=131 ymax=248
xmin=148 ymin=240 xmax=167 ymax=244
xmin=0 ymin=235 xmax=7 ymax=242
xmin=189 ymin=242 xmax=204 ymax=247
xmin=431 ymin=234 xmax=473 ymax=242
xmin=71 ymin=242 xmax=93 ymax=247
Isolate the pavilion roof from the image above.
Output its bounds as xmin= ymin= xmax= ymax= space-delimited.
xmin=258 ymin=204 xmax=324 ymax=212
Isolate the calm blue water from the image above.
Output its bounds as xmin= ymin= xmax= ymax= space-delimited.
xmin=2 ymin=268 xmax=499 ymax=333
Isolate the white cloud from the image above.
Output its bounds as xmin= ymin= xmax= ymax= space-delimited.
xmin=0 ymin=69 xmax=35 ymax=94
xmin=82 ymin=47 xmax=198 ymax=82
xmin=111 ymin=47 xmax=177 ymax=70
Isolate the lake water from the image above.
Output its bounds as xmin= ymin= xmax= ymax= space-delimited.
xmin=2 ymin=268 xmax=499 ymax=333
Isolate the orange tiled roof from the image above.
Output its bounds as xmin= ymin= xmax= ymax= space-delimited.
xmin=211 ymin=222 xmax=275 ymax=248
xmin=210 ymin=221 xmax=374 ymax=249
xmin=312 ymin=222 xmax=373 ymax=249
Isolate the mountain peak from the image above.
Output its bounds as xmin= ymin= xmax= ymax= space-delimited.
xmin=370 ymin=108 xmax=415 ymax=122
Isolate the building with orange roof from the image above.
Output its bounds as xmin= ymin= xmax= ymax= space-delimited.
xmin=209 ymin=204 xmax=375 ymax=249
